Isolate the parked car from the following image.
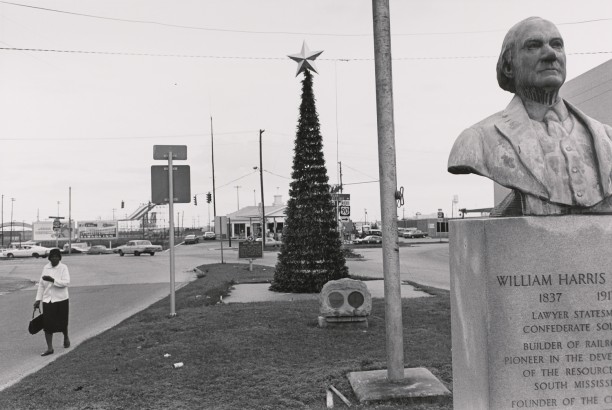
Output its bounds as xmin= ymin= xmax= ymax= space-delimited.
xmin=115 ymin=240 xmax=163 ymax=256
xmin=256 ymin=237 xmax=281 ymax=247
xmin=1 ymin=243 xmax=53 ymax=258
xmin=87 ymin=245 xmax=114 ymax=255
xmin=184 ymin=234 xmax=199 ymax=244
xmin=203 ymin=232 xmax=216 ymax=240
xmin=402 ymin=229 xmax=428 ymax=239
xmin=353 ymin=235 xmax=382 ymax=245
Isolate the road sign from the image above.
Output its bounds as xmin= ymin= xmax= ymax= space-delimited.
xmin=340 ymin=216 xmax=350 ymax=222
xmin=339 ymin=206 xmax=351 ymax=217
xmin=151 ymin=165 xmax=191 ymax=204
xmin=52 ymin=219 xmax=61 ymax=231
xmin=437 ymin=211 xmax=444 ymax=219
xmin=239 ymin=241 xmax=263 ymax=259
xmin=331 ymin=193 xmax=350 ymax=202
xmin=153 ymin=145 xmax=187 ymax=160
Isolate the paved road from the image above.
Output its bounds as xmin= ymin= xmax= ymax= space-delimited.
xmin=0 ymin=240 xmax=449 ymax=391
xmin=347 ymin=243 xmax=451 ymax=290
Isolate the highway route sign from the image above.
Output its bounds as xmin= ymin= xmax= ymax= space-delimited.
xmin=339 ymin=206 xmax=350 ymax=217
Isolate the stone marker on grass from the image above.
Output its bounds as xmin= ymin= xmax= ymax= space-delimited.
xmin=318 ymin=278 xmax=371 ymax=328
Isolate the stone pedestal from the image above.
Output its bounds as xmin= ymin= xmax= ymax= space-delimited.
xmin=450 ymin=216 xmax=612 ymax=410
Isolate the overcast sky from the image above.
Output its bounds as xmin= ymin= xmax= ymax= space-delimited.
xmin=1 ymin=0 xmax=611 ymax=227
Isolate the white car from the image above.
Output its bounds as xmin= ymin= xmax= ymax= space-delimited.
xmin=203 ymin=232 xmax=216 ymax=240
xmin=1 ymin=244 xmax=53 ymax=258
xmin=255 ymin=237 xmax=281 ymax=247
xmin=115 ymin=240 xmax=163 ymax=256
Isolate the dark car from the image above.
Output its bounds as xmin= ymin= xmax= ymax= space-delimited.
xmin=184 ymin=234 xmax=199 ymax=244
xmin=354 ymin=235 xmax=382 ymax=245
xmin=403 ymin=229 xmax=428 ymax=239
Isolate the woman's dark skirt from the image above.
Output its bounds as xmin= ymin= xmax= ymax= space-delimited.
xmin=42 ymin=299 xmax=69 ymax=333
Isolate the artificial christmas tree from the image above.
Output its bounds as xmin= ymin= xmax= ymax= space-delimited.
xmin=271 ymin=50 xmax=348 ymax=293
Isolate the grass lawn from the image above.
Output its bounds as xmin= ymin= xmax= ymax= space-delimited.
xmin=0 ymin=263 xmax=453 ymax=410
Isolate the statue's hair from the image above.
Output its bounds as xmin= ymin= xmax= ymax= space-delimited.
xmin=496 ymin=17 xmax=547 ymax=93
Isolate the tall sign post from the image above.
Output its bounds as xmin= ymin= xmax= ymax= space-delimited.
xmin=152 ymin=145 xmax=190 ymax=317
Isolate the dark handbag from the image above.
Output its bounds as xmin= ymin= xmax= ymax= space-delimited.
xmin=28 ymin=307 xmax=44 ymax=335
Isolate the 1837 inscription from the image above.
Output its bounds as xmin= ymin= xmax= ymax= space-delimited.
xmin=494 ymin=272 xmax=612 ymax=408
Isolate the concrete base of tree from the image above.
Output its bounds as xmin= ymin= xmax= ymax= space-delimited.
xmin=348 ymin=367 xmax=451 ymax=404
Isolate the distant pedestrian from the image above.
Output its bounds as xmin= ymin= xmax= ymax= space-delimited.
xmin=33 ymin=248 xmax=71 ymax=356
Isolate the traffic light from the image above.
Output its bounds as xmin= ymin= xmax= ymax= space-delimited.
xmin=121 ymin=200 xmax=124 ymax=209
xmin=193 ymin=195 xmax=197 ymax=206
xmin=206 ymin=192 xmax=212 ymax=203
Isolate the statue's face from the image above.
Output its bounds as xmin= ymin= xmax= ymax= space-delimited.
xmin=510 ymin=19 xmax=566 ymax=92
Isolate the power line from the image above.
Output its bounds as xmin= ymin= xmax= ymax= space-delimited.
xmin=1 ymin=1 xmax=611 ymax=37
xmin=344 ymin=180 xmax=379 ymax=186
xmin=0 ymin=130 xmax=256 ymax=141
xmin=1 ymin=46 xmax=611 ymax=61
xmin=263 ymin=170 xmax=290 ymax=179
xmin=216 ymin=171 xmax=258 ymax=191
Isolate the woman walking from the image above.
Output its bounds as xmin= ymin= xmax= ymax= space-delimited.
xmin=33 ymin=248 xmax=71 ymax=356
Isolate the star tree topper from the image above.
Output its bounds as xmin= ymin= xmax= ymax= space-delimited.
xmin=288 ymin=41 xmax=324 ymax=77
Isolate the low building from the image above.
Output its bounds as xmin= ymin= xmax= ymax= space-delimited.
xmin=226 ymin=195 xmax=286 ymax=239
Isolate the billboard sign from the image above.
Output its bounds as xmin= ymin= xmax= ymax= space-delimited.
xmin=77 ymin=220 xmax=118 ymax=239
xmin=32 ymin=221 xmax=76 ymax=241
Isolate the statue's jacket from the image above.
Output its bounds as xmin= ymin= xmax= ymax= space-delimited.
xmin=448 ymin=95 xmax=612 ymax=215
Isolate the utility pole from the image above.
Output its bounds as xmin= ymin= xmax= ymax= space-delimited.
xmin=338 ymin=161 xmax=344 ymax=193
xmin=234 ymin=186 xmax=241 ymax=211
xmin=10 ymin=198 xmax=15 ymax=246
xmin=210 ymin=117 xmax=217 ymax=218
xmin=1 ymin=194 xmax=3 ymax=247
xmin=259 ymin=129 xmax=266 ymax=247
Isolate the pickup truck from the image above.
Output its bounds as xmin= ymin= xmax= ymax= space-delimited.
xmin=115 ymin=240 xmax=163 ymax=256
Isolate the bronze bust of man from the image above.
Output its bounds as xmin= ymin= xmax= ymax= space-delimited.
xmin=448 ymin=17 xmax=612 ymax=216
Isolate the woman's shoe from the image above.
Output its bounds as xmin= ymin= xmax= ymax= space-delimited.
xmin=64 ymin=339 xmax=71 ymax=348
xmin=41 ymin=350 xmax=54 ymax=356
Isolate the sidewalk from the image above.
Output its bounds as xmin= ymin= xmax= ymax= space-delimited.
xmin=0 ymin=282 xmax=189 ymax=391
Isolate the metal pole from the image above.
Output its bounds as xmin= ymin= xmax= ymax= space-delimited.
xmin=1 ymin=194 xmax=4 ymax=247
xmin=210 ymin=117 xmax=217 ymax=218
xmin=372 ymin=0 xmax=404 ymax=381
xmin=168 ymin=152 xmax=176 ymax=316
xmin=68 ymin=187 xmax=72 ymax=254
xmin=259 ymin=129 xmax=266 ymax=248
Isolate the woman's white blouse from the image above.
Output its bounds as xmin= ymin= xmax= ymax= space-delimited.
xmin=35 ymin=262 xmax=70 ymax=303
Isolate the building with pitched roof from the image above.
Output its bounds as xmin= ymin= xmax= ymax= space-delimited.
xmin=225 ymin=195 xmax=287 ymax=239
